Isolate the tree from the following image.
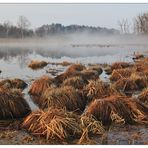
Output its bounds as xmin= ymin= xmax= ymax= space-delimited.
xmin=134 ymin=13 xmax=148 ymax=34
xmin=3 ymin=20 xmax=12 ymax=37
xmin=17 ymin=16 xmax=31 ymax=38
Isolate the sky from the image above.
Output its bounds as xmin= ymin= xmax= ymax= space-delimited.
xmin=0 ymin=3 xmax=148 ymax=29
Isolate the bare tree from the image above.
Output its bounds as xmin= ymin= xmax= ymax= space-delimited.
xmin=134 ymin=13 xmax=148 ymax=34
xmin=118 ymin=19 xmax=131 ymax=34
xmin=3 ymin=20 xmax=12 ymax=37
xmin=17 ymin=16 xmax=31 ymax=38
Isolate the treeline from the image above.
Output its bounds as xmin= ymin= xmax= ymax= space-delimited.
xmin=0 ymin=16 xmax=119 ymax=38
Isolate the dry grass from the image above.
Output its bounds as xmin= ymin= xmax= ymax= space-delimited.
xmin=0 ymin=79 xmax=27 ymax=90
xmin=88 ymin=65 xmax=103 ymax=75
xmin=84 ymin=79 xmax=120 ymax=102
xmin=54 ymin=64 xmax=85 ymax=85
xmin=78 ymin=115 xmax=104 ymax=144
xmin=104 ymin=66 xmax=112 ymax=75
xmin=0 ymin=87 xmax=31 ymax=119
xmin=81 ymin=69 xmax=99 ymax=80
xmin=111 ymin=62 xmax=132 ymax=70
xmin=21 ymin=108 xmax=82 ymax=141
xmin=55 ymin=61 xmax=73 ymax=66
xmin=61 ymin=76 xmax=87 ymax=89
xmin=21 ymin=107 xmax=105 ymax=143
xmin=114 ymin=73 xmax=148 ymax=92
xmin=85 ymin=95 xmax=148 ymax=125
xmin=110 ymin=68 xmax=132 ymax=81
xmin=28 ymin=60 xmax=48 ymax=70
xmin=138 ymin=88 xmax=148 ymax=106
xmin=29 ymin=76 xmax=54 ymax=96
xmin=39 ymin=86 xmax=86 ymax=112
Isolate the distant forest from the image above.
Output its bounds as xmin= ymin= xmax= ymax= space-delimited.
xmin=0 ymin=12 xmax=148 ymax=38
xmin=0 ymin=16 xmax=119 ymax=38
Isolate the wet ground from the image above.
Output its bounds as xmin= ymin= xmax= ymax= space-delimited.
xmin=0 ymin=42 xmax=148 ymax=144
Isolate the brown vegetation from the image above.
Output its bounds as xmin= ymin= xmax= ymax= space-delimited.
xmin=62 ymin=76 xmax=87 ymax=89
xmin=0 ymin=79 xmax=27 ymax=90
xmin=138 ymin=88 xmax=148 ymax=106
xmin=110 ymin=68 xmax=132 ymax=81
xmin=0 ymin=87 xmax=31 ymax=119
xmin=88 ymin=65 xmax=103 ymax=75
xmin=111 ymin=62 xmax=132 ymax=70
xmin=39 ymin=86 xmax=86 ymax=112
xmin=85 ymin=95 xmax=148 ymax=125
xmin=54 ymin=64 xmax=86 ymax=85
xmin=114 ymin=73 xmax=148 ymax=92
xmin=84 ymin=79 xmax=120 ymax=102
xmin=21 ymin=108 xmax=82 ymax=141
xmin=28 ymin=60 xmax=48 ymax=70
xmin=29 ymin=76 xmax=54 ymax=97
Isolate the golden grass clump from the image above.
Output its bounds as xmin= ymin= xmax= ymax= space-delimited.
xmin=84 ymin=79 xmax=120 ymax=102
xmin=29 ymin=76 xmax=54 ymax=97
xmin=138 ymin=88 xmax=148 ymax=106
xmin=39 ymin=86 xmax=86 ymax=112
xmin=21 ymin=108 xmax=82 ymax=141
xmin=0 ymin=87 xmax=31 ymax=119
xmin=78 ymin=115 xmax=105 ymax=144
xmin=88 ymin=65 xmax=103 ymax=75
xmin=111 ymin=62 xmax=132 ymax=70
xmin=110 ymin=68 xmax=132 ymax=81
xmin=81 ymin=69 xmax=99 ymax=80
xmin=56 ymin=61 xmax=73 ymax=66
xmin=85 ymin=95 xmax=148 ymax=125
xmin=114 ymin=72 xmax=148 ymax=93
xmin=0 ymin=79 xmax=27 ymax=90
xmin=28 ymin=60 xmax=48 ymax=70
xmin=54 ymin=64 xmax=86 ymax=85
xmin=62 ymin=76 xmax=87 ymax=89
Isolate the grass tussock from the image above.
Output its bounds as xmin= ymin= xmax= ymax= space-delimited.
xmin=138 ymin=88 xmax=148 ymax=106
xmin=84 ymin=79 xmax=120 ymax=102
xmin=39 ymin=86 xmax=86 ymax=112
xmin=85 ymin=95 xmax=148 ymax=125
xmin=54 ymin=64 xmax=85 ymax=85
xmin=88 ymin=65 xmax=103 ymax=75
xmin=28 ymin=60 xmax=48 ymax=70
xmin=0 ymin=87 xmax=31 ymax=119
xmin=21 ymin=108 xmax=82 ymax=141
xmin=81 ymin=69 xmax=99 ymax=80
xmin=29 ymin=76 xmax=54 ymax=96
xmin=110 ymin=68 xmax=132 ymax=81
xmin=111 ymin=62 xmax=132 ymax=70
xmin=114 ymin=73 xmax=148 ymax=92
xmin=22 ymin=107 xmax=104 ymax=143
xmin=62 ymin=76 xmax=87 ymax=89
xmin=0 ymin=79 xmax=27 ymax=90
xmin=78 ymin=115 xmax=105 ymax=144
xmin=56 ymin=61 xmax=73 ymax=66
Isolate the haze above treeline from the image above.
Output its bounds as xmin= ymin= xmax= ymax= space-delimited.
xmin=0 ymin=12 xmax=148 ymax=38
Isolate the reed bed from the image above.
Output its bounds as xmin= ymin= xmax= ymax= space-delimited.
xmin=21 ymin=108 xmax=82 ymax=141
xmin=85 ymin=95 xmax=148 ymax=125
xmin=84 ymin=79 xmax=120 ymax=102
xmin=87 ymin=65 xmax=103 ymax=75
xmin=62 ymin=76 xmax=87 ymax=89
xmin=28 ymin=60 xmax=48 ymax=70
xmin=21 ymin=108 xmax=105 ymax=143
xmin=0 ymin=79 xmax=27 ymax=90
xmin=0 ymin=87 xmax=31 ymax=119
xmin=138 ymin=88 xmax=148 ymax=106
xmin=111 ymin=62 xmax=132 ymax=70
xmin=29 ymin=76 xmax=54 ymax=96
xmin=39 ymin=86 xmax=86 ymax=112
xmin=110 ymin=68 xmax=132 ymax=81
xmin=114 ymin=73 xmax=148 ymax=92
xmin=54 ymin=64 xmax=86 ymax=85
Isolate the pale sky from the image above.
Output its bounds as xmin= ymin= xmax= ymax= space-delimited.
xmin=0 ymin=3 xmax=148 ymax=29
